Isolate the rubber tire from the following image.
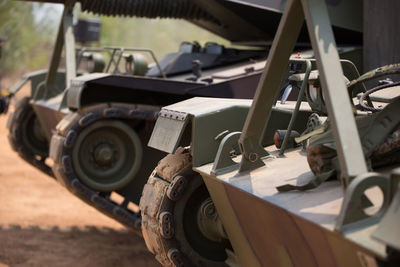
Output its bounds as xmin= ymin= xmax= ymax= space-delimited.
xmin=51 ymin=102 xmax=144 ymax=192
xmin=7 ymin=96 xmax=53 ymax=177
xmin=140 ymin=148 xmax=230 ymax=267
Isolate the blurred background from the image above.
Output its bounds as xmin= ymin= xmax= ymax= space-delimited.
xmin=0 ymin=0 xmax=229 ymax=87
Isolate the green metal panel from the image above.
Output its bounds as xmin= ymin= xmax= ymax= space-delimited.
xmin=192 ymin=106 xmax=250 ymax=167
xmin=148 ymin=98 xmax=254 ymax=156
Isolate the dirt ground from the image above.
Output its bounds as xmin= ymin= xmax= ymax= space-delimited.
xmin=0 ymin=112 xmax=160 ymax=266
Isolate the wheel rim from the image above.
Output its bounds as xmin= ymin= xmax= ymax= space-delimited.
xmin=21 ymin=108 xmax=48 ymax=157
xmin=72 ymin=120 xmax=142 ymax=191
xmin=176 ymin=179 xmax=230 ymax=263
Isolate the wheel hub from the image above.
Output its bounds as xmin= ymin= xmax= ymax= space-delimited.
xmin=93 ymin=143 xmax=116 ymax=166
xmin=72 ymin=119 xmax=143 ymax=191
xmin=197 ymin=198 xmax=227 ymax=242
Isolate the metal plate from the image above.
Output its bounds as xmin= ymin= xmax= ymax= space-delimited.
xmin=148 ymin=109 xmax=189 ymax=153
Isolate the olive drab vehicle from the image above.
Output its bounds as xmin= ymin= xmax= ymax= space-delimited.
xmin=3 ymin=0 xmax=275 ymax=179
xmin=47 ymin=0 xmax=364 ymax=236
xmin=144 ymin=0 xmax=400 ymax=266
xmin=1 ymin=0 xmax=263 ymax=232
xmin=46 ymin=0 xmax=311 ymax=234
xmin=7 ymin=0 xmax=360 ymax=248
xmin=4 ymin=0 xmax=325 ymax=234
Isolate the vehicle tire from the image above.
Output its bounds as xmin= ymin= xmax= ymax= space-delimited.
xmin=50 ymin=102 xmax=155 ymax=233
xmin=7 ymin=96 xmax=53 ymax=177
xmin=140 ymin=147 xmax=231 ymax=267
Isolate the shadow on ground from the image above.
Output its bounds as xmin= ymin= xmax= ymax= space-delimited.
xmin=0 ymin=225 xmax=160 ymax=267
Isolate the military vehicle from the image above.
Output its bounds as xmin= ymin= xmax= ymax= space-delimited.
xmin=45 ymin=0 xmax=364 ymax=237
xmin=143 ymin=0 xmax=400 ymax=266
xmin=6 ymin=45 xmax=157 ymax=175
xmin=4 ymin=0 xmax=277 ymax=232
xmin=4 ymin=0 xmax=269 ymax=178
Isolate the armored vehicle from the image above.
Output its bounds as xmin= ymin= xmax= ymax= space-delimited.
xmin=6 ymin=0 xmax=270 ymax=179
xmin=4 ymin=0 xmax=275 ymax=232
xmin=144 ymin=0 xmax=400 ymax=266
xmin=46 ymin=0 xmax=364 ymax=237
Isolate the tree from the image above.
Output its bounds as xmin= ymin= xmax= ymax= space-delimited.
xmin=0 ymin=0 xmax=56 ymax=76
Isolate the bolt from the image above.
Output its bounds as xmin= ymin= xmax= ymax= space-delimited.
xmin=202 ymin=201 xmax=216 ymax=219
xmin=94 ymin=144 xmax=114 ymax=165
xmin=248 ymin=152 xmax=258 ymax=162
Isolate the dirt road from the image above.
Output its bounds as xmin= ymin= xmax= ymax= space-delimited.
xmin=0 ymin=113 xmax=159 ymax=267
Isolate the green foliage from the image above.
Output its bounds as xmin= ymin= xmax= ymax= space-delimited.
xmin=97 ymin=16 xmax=230 ymax=59
xmin=0 ymin=1 xmax=56 ymax=75
xmin=0 ymin=2 xmax=231 ymax=77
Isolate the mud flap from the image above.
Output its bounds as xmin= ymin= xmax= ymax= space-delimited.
xmin=148 ymin=109 xmax=189 ymax=153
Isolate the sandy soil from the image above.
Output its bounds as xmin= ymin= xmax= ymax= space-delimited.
xmin=0 ymin=112 xmax=160 ymax=266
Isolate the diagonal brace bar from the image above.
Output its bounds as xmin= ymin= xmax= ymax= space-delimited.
xmin=301 ymin=0 xmax=368 ymax=184
xmin=45 ymin=5 xmax=66 ymax=90
xmin=63 ymin=1 xmax=76 ymax=88
xmin=45 ymin=1 xmax=76 ymax=94
xmin=238 ymin=0 xmax=305 ymax=172
xmin=238 ymin=0 xmax=368 ymax=184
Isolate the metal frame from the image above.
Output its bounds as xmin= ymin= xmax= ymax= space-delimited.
xmin=107 ymin=47 xmax=165 ymax=78
xmin=44 ymin=1 xmax=76 ymax=97
xmin=237 ymin=0 xmax=368 ymax=185
xmin=278 ymin=58 xmax=311 ymax=155
xmin=42 ymin=2 xmax=167 ymax=101
xmin=76 ymin=46 xmax=165 ymax=77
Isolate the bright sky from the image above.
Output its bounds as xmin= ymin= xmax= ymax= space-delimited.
xmin=32 ymin=3 xmax=63 ymax=25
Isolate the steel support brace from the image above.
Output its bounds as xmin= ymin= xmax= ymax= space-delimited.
xmin=301 ymin=0 xmax=368 ymax=184
xmin=45 ymin=1 xmax=76 ymax=92
xmin=63 ymin=2 xmax=76 ymax=88
xmin=45 ymin=6 xmax=65 ymax=90
xmin=279 ymin=59 xmax=311 ymax=156
xmin=238 ymin=0 xmax=304 ymax=172
xmin=238 ymin=0 xmax=368 ymax=185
